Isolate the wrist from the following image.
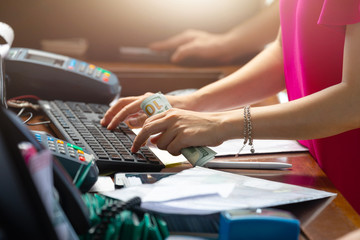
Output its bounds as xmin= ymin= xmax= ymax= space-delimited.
xmin=188 ymin=90 xmax=213 ymax=112
xmin=217 ymin=110 xmax=245 ymax=142
xmin=167 ymin=94 xmax=198 ymax=111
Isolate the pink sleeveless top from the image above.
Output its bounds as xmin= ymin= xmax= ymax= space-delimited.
xmin=280 ymin=0 xmax=360 ymax=213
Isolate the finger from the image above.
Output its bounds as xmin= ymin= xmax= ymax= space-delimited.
xmin=132 ymin=109 xmax=170 ymax=128
xmin=155 ymin=128 xmax=177 ymax=151
xmin=166 ymin=135 xmax=184 ymax=156
xmin=171 ymin=43 xmax=199 ymax=63
xmin=149 ymin=32 xmax=195 ymax=51
xmin=131 ymin=119 xmax=168 ymax=153
xmin=105 ymin=92 xmax=156 ymax=129
xmin=101 ymin=97 xmax=137 ymax=126
xmin=125 ymin=113 xmax=148 ymax=128
xmin=102 ymin=92 xmax=155 ymax=127
xmin=150 ymin=134 xmax=161 ymax=145
xmin=106 ymin=98 xmax=145 ymax=130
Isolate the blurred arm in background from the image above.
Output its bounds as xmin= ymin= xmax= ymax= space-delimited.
xmin=149 ymin=0 xmax=279 ymax=65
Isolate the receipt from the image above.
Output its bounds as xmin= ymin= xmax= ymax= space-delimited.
xmin=0 ymin=22 xmax=14 ymax=57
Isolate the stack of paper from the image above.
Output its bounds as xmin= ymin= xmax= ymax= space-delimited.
xmin=104 ymin=167 xmax=335 ymax=215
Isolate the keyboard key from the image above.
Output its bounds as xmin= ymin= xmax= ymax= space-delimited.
xmin=109 ymin=154 xmax=122 ymax=160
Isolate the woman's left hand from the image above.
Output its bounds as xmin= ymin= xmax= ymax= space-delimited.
xmin=131 ymin=108 xmax=240 ymax=155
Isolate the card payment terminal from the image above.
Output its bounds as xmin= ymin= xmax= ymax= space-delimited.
xmin=5 ymin=48 xmax=121 ymax=104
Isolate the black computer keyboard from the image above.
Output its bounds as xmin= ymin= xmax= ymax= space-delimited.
xmin=39 ymin=100 xmax=165 ymax=174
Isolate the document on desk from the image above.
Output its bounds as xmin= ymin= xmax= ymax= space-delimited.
xmin=103 ymin=167 xmax=335 ymax=215
xmin=209 ymin=139 xmax=308 ymax=156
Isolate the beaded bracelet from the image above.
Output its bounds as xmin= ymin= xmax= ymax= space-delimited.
xmin=235 ymin=105 xmax=255 ymax=157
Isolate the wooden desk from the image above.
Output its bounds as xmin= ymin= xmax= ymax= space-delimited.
xmin=29 ymin=61 xmax=359 ymax=239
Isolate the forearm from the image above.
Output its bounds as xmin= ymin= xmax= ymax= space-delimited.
xmin=188 ymin=40 xmax=285 ymax=112
xmin=250 ymin=83 xmax=360 ymax=140
xmin=221 ymin=0 xmax=280 ymax=62
xmin=218 ymin=82 xmax=360 ymax=143
xmin=250 ymin=22 xmax=360 ymax=140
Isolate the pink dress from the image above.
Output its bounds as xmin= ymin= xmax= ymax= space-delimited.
xmin=280 ymin=0 xmax=360 ymax=213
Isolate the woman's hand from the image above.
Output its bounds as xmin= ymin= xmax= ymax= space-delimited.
xmin=101 ymin=93 xmax=194 ymax=130
xmin=101 ymin=92 xmax=154 ymax=130
xmin=149 ymin=29 xmax=232 ymax=64
xmin=131 ymin=108 xmax=241 ymax=155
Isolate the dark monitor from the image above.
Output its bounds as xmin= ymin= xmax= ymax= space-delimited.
xmin=0 ymin=0 xmax=264 ymax=60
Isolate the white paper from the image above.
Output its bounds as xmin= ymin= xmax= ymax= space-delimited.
xmin=103 ymin=167 xmax=335 ymax=215
xmin=89 ymin=176 xmax=115 ymax=192
xmin=210 ymin=139 xmax=308 ymax=156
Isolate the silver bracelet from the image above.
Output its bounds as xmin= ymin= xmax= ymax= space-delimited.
xmin=246 ymin=106 xmax=255 ymax=154
xmin=235 ymin=106 xmax=249 ymax=157
xmin=235 ymin=105 xmax=255 ymax=157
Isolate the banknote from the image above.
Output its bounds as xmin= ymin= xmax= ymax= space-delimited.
xmin=140 ymin=92 xmax=216 ymax=166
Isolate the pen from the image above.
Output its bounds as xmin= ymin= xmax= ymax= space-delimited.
xmin=204 ymin=161 xmax=292 ymax=170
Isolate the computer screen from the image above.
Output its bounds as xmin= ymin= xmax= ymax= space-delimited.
xmin=0 ymin=0 xmax=265 ymax=60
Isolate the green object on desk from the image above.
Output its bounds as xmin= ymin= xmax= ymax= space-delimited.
xmin=80 ymin=193 xmax=169 ymax=240
xmin=155 ymin=214 xmax=170 ymax=238
xmin=119 ymin=210 xmax=145 ymax=240
xmin=148 ymin=215 xmax=163 ymax=240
